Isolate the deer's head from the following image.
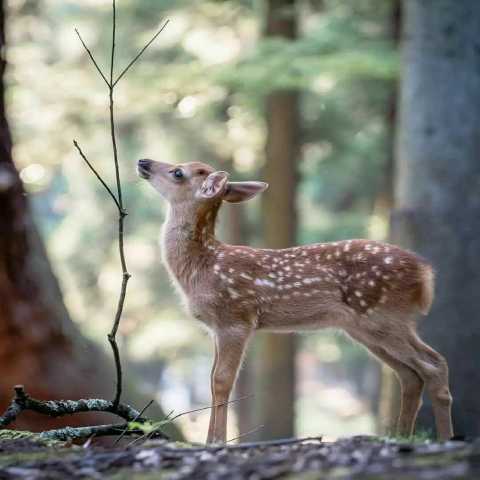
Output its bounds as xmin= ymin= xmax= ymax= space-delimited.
xmin=137 ymin=159 xmax=268 ymax=207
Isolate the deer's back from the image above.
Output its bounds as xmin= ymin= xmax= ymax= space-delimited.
xmin=202 ymin=239 xmax=433 ymax=331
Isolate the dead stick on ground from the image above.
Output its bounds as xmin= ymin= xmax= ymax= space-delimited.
xmin=0 ymin=386 xmax=148 ymax=427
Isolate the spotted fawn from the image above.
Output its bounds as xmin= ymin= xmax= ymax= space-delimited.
xmin=137 ymin=159 xmax=453 ymax=443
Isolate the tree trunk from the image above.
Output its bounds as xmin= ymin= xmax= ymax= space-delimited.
xmin=393 ymin=0 xmax=480 ymax=437
xmin=0 ymin=2 xmax=179 ymax=438
xmin=377 ymin=0 xmax=402 ymax=435
xmin=251 ymin=0 xmax=299 ymax=440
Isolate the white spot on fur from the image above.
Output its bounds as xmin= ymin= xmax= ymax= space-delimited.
xmin=254 ymin=278 xmax=275 ymax=288
xmin=384 ymin=256 xmax=393 ymax=264
xmin=228 ymin=288 xmax=240 ymax=299
xmin=240 ymin=272 xmax=253 ymax=280
xmin=355 ymin=290 xmax=363 ymax=297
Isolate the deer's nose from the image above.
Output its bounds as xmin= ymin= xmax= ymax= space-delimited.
xmin=138 ymin=159 xmax=152 ymax=171
xmin=137 ymin=159 xmax=153 ymax=179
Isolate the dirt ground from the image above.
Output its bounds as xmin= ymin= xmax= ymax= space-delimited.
xmin=0 ymin=432 xmax=479 ymax=479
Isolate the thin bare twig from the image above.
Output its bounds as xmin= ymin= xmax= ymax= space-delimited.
xmin=226 ymin=424 xmax=265 ymax=444
xmin=73 ymin=0 xmax=168 ymax=411
xmin=73 ymin=140 xmax=120 ymax=210
xmin=106 ymin=0 xmax=129 ymax=410
xmin=126 ymin=396 xmax=253 ymax=448
xmin=113 ymin=20 xmax=169 ymax=87
xmin=74 ymin=28 xmax=110 ymax=88
xmin=113 ymin=399 xmax=154 ymax=446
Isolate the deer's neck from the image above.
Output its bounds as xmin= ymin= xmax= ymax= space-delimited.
xmin=161 ymin=202 xmax=220 ymax=289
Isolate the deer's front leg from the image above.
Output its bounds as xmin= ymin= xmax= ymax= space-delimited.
xmin=206 ymin=339 xmax=219 ymax=443
xmin=207 ymin=326 xmax=252 ymax=444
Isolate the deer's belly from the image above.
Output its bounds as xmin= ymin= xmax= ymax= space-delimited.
xmin=257 ymin=312 xmax=330 ymax=332
xmin=257 ymin=302 xmax=352 ymax=332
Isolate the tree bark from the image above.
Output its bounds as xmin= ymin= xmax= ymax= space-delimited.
xmin=393 ymin=0 xmax=480 ymax=437
xmin=251 ymin=0 xmax=299 ymax=440
xmin=0 ymin=1 xmax=178 ymax=437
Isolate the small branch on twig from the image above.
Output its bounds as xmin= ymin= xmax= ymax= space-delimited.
xmin=113 ymin=20 xmax=169 ymax=87
xmin=73 ymin=140 xmax=120 ymax=210
xmin=74 ymin=28 xmax=110 ymax=88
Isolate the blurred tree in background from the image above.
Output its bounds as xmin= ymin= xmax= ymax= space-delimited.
xmin=251 ymin=0 xmax=299 ymax=441
xmin=392 ymin=0 xmax=480 ymax=438
xmin=6 ymin=0 xmax=401 ymax=440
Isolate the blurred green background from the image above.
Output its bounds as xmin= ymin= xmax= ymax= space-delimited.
xmin=8 ymin=0 xmax=477 ymax=443
xmin=5 ymin=0 xmax=398 ymax=442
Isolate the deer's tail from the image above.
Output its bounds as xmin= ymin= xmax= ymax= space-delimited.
xmin=417 ymin=263 xmax=435 ymax=315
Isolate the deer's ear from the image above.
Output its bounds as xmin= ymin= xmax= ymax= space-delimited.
xmin=198 ymin=171 xmax=229 ymax=199
xmin=223 ymin=181 xmax=269 ymax=203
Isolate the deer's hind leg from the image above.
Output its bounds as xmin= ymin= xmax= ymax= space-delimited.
xmin=369 ymin=346 xmax=424 ymax=437
xmin=352 ymin=322 xmax=453 ymax=441
xmin=404 ymin=332 xmax=453 ymax=441
xmin=347 ymin=330 xmax=424 ymax=438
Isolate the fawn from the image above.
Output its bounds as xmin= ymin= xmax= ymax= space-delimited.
xmin=137 ymin=159 xmax=453 ymax=443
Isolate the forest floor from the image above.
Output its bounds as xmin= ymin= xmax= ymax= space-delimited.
xmin=0 ymin=431 xmax=478 ymax=479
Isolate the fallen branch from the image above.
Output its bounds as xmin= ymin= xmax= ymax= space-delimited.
xmin=0 ymin=386 xmax=167 ymax=442
xmin=168 ymin=436 xmax=324 ymax=453
xmin=0 ymin=386 xmax=146 ymax=427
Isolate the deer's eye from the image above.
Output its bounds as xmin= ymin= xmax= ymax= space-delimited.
xmin=172 ymin=168 xmax=184 ymax=179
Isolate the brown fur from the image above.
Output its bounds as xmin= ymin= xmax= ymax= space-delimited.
xmin=137 ymin=159 xmax=453 ymax=443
